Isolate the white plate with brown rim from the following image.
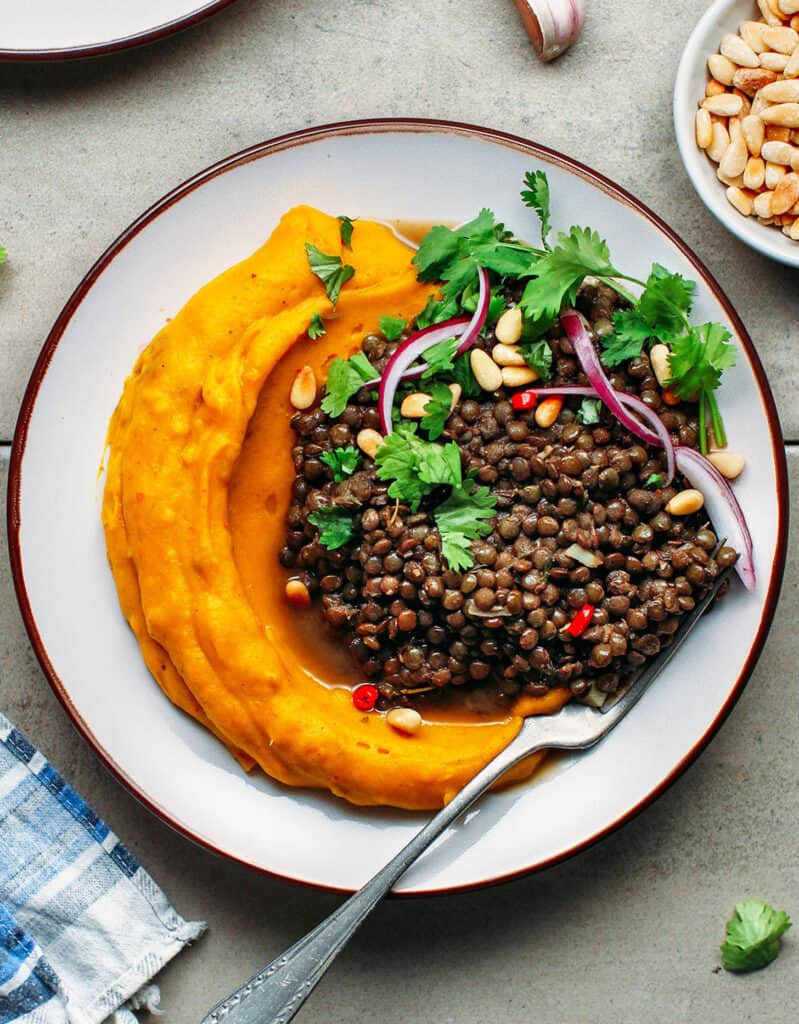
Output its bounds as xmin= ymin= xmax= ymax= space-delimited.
xmin=8 ymin=119 xmax=788 ymax=895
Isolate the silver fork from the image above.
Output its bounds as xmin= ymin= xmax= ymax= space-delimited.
xmin=202 ymin=564 xmax=731 ymax=1024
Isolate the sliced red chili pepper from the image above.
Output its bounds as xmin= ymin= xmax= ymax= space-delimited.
xmin=566 ymin=602 xmax=595 ymax=638
xmin=511 ymin=390 xmax=537 ymax=411
xmin=352 ymin=683 xmax=379 ymax=711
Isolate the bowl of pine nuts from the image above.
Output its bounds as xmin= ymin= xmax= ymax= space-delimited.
xmin=674 ymin=0 xmax=799 ymax=267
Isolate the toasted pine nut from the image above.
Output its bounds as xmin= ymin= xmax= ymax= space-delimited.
xmin=356 ymin=428 xmax=384 ymax=459
xmin=702 ymin=93 xmax=745 ymax=116
xmin=501 ymin=366 xmax=539 ymax=387
xmin=751 ymin=89 xmax=770 ymax=116
xmin=761 ymin=139 xmax=795 ymax=164
xmin=753 ymin=189 xmax=775 ymax=217
xmin=772 ymin=171 xmax=799 ymax=212
xmin=696 ymin=109 xmax=714 ymax=148
xmin=494 ymin=306 xmax=523 ymax=345
xmin=470 ymin=349 xmax=503 ymax=392
xmin=758 ymin=0 xmax=784 ymax=24
xmin=759 ymin=51 xmax=790 ymax=71
xmin=761 ymin=79 xmax=799 ymax=102
xmin=766 ymin=161 xmax=789 ymax=188
xmin=763 ymin=25 xmax=799 ymax=52
xmin=790 ymin=216 xmax=799 ymax=238
xmin=720 ymin=137 xmax=749 ymax=177
xmin=665 ymin=489 xmax=705 ymax=516
xmin=761 ymin=102 xmax=799 ymax=126
xmin=448 ymin=383 xmax=462 ymax=410
xmin=285 ymin=579 xmax=311 ymax=606
xmin=709 ymin=53 xmax=737 ymax=85
xmin=726 ymin=185 xmax=756 ymax=215
xmin=707 ymin=121 xmax=732 ymax=162
xmin=793 ymin=149 xmax=799 ymax=169
xmin=729 ymin=115 xmax=743 ymax=142
xmin=492 ymin=342 xmax=527 ymax=367
xmin=785 ymin=46 xmax=799 ymax=77
xmin=400 ymin=392 xmax=432 ymax=418
xmin=740 ymin=20 xmax=769 ymax=52
xmin=718 ymin=166 xmax=744 ymax=187
xmin=742 ymin=113 xmax=765 ymax=155
xmin=793 ymin=13 xmax=799 ymax=29
xmin=766 ymin=124 xmax=792 ymax=141
xmin=779 ymin=0 xmax=799 ymax=13
xmin=744 ymin=155 xmax=766 ymax=189
xmin=708 ymin=450 xmax=746 ymax=479
xmin=534 ymin=396 xmax=564 ymax=429
xmin=290 ymin=365 xmax=317 ymax=410
xmin=649 ymin=344 xmax=672 ymax=388
xmin=386 ymin=707 xmax=422 ymax=735
xmin=733 ymin=67 xmax=778 ymax=95
xmin=706 ymin=78 xmax=728 ymax=97
xmin=734 ymin=88 xmax=753 ymax=116
xmin=720 ymin=33 xmax=760 ymax=67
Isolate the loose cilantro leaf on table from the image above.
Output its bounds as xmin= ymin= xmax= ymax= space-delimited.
xmin=305 ymin=243 xmax=355 ymax=305
xmin=520 ymin=338 xmax=553 ymax=380
xmin=337 ymin=215 xmax=354 ymax=248
xmin=434 ymin=478 xmax=497 ymax=572
xmin=379 ymin=315 xmax=407 ymax=341
xmin=320 ymin=352 xmax=377 ymax=417
xmin=421 ymin=335 xmax=458 ymax=379
xmin=721 ymin=900 xmax=791 ymax=972
xmin=308 ymin=312 xmax=326 ymax=340
xmin=320 ymin=445 xmax=361 ymax=481
xmin=521 ymin=169 xmax=552 ymax=248
xmin=576 ymin=397 xmax=602 ymax=425
xmin=375 ymin=424 xmax=462 ymax=511
xmin=308 ymin=506 xmax=355 ymax=550
xmin=419 ymin=382 xmax=454 ymax=440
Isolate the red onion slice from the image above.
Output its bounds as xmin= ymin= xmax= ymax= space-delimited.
xmin=378 ymin=268 xmax=490 ymax=434
xmin=674 ymin=446 xmax=755 ymax=592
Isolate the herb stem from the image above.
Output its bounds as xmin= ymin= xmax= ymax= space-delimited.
xmin=698 ymin=392 xmax=707 ymax=456
xmin=706 ymin=389 xmax=727 ymax=449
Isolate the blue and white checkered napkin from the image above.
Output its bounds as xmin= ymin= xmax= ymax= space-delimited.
xmin=0 ymin=712 xmax=205 ymax=1024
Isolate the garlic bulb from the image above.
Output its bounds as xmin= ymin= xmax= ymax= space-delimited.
xmin=513 ymin=0 xmax=587 ymax=61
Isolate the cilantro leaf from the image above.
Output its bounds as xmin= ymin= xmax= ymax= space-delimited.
xmin=434 ymin=479 xmax=497 ymax=572
xmin=576 ymin=397 xmax=602 ymax=425
xmin=645 ymin=472 xmax=663 ymax=489
xmin=521 ymin=170 xmax=552 ymax=248
xmin=667 ymin=322 xmax=736 ymax=400
xmin=419 ymin=382 xmax=454 ymax=440
xmin=308 ymin=312 xmax=326 ymax=340
xmin=414 ymin=224 xmax=465 ymax=283
xmin=415 ymin=293 xmax=461 ymax=330
xmin=320 ymin=445 xmax=361 ymax=481
xmin=519 ymin=227 xmax=618 ymax=323
xmin=379 ymin=315 xmax=407 ymax=342
xmin=520 ymin=339 xmax=553 ymax=380
xmin=374 ymin=424 xmax=462 ymax=511
xmin=308 ymin=506 xmax=355 ymax=550
xmin=305 ymin=243 xmax=355 ymax=306
xmin=637 ymin=263 xmax=695 ymax=336
xmin=421 ymin=336 xmax=458 ymax=380
xmin=461 ymin=283 xmax=506 ymax=325
xmin=337 ymin=215 xmax=354 ymax=248
xmin=721 ymin=900 xmax=792 ymax=972
xmin=602 ymin=309 xmax=654 ymax=366
xmin=320 ymin=352 xmax=377 ymax=417
xmin=450 ymin=353 xmax=481 ymax=398
xmin=471 ymin=243 xmax=535 ymax=278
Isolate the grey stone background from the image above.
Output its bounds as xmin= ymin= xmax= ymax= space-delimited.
xmin=1 ymin=1 xmax=797 ymax=1021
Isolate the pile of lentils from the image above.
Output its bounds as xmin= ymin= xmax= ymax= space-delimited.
xmin=279 ymin=280 xmax=737 ymax=712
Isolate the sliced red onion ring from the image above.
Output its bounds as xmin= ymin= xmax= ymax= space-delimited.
xmin=364 ymin=318 xmax=469 ymax=388
xmin=674 ymin=446 xmax=755 ymax=592
xmin=378 ymin=267 xmax=490 ymax=434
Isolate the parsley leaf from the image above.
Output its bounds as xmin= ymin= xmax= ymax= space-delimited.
xmin=374 ymin=424 xmax=462 ymax=511
xmin=337 ymin=215 xmax=354 ymax=248
xmin=421 ymin=336 xmax=458 ymax=379
xmin=308 ymin=506 xmax=355 ymax=550
xmin=521 ymin=169 xmax=552 ymax=248
xmin=320 ymin=352 xmax=377 ymax=417
xmin=379 ymin=315 xmax=407 ymax=342
xmin=721 ymin=900 xmax=792 ymax=972
xmin=520 ymin=339 xmax=553 ymax=380
xmin=667 ymin=322 xmax=737 ymax=400
xmin=320 ymin=445 xmax=361 ymax=481
xmin=645 ymin=472 xmax=663 ymax=489
xmin=305 ymin=243 xmax=355 ymax=306
xmin=308 ymin=312 xmax=326 ymax=340
xmin=519 ymin=227 xmax=618 ymax=323
xmin=434 ymin=478 xmax=498 ymax=572
xmin=419 ymin=382 xmax=454 ymax=440
xmin=450 ymin=353 xmax=481 ymax=398
xmin=576 ymin=397 xmax=602 ymax=425
xmin=602 ymin=309 xmax=654 ymax=366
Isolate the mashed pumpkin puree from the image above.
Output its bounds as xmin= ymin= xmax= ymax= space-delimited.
xmin=103 ymin=206 xmax=568 ymax=810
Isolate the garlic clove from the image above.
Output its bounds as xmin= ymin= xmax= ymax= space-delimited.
xmin=512 ymin=0 xmax=587 ymax=62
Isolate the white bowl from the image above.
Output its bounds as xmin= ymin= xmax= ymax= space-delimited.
xmin=674 ymin=0 xmax=799 ymax=269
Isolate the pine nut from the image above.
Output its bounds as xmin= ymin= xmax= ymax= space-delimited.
xmin=766 ymin=124 xmax=792 ymax=141
xmin=386 ymin=707 xmax=422 ymax=735
xmin=470 ymin=349 xmax=503 ymax=392
xmin=763 ymin=26 xmax=799 ymax=52
xmin=448 ymin=383 xmax=462 ymax=410
xmin=356 ymin=428 xmax=384 ymax=459
xmin=492 ymin=342 xmax=527 ymax=367
xmin=744 ymin=155 xmax=767 ymax=188
xmin=766 ymin=161 xmax=788 ymax=187
xmin=290 ymin=365 xmax=317 ymax=410
xmin=772 ymin=171 xmax=799 ymax=211
xmin=779 ymin=0 xmax=799 ymax=13
xmin=785 ymin=46 xmax=799 ymax=77
xmin=726 ymin=185 xmax=756 ymax=215
xmin=793 ymin=149 xmax=799 ymax=169
xmin=649 ymin=344 xmax=672 ymax=387
xmin=742 ymin=114 xmax=765 ymax=155
xmin=720 ymin=137 xmax=750 ymax=177
xmin=665 ymin=489 xmax=705 ymax=516
xmin=706 ymin=78 xmax=728 ymax=97
xmin=708 ymin=450 xmax=746 ymax=479
xmin=759 ymin=0 xmax=785 ymax=25
xmin=718 ymin=166 xmax=745 ymax=187
xmin=501 ymin=366 xmax=539 ymax=387
xmin=400 ymin=392 xmax=432 ymax=418
xmin=709 ymin=53 xmax=737 ymax=85
xmin=707 ymin=121 xmax=732 ymax=162
xmin=285 ymin=579 xmax=311 ymax=606
xmin=761 ymin=102 xmax=799 ymax=125
xmin=720 ymin=33 xmax=760 ymax=67
xmin=760 ymin=51 xmax=791 ymax=71
xmin=790 ymin=216 xmax=799 ymax=238
xmin=793 ymin=14 xmax=799 ymax=29
xmin=751 ymin=89 xmax=770 ymax=116
xmin=729 ymin=115 xmax=743 ymax=142
xmin=761 ymin=79 xmax=799 ymax=101
xmin=494 ymin=306 xmax=523 ymax=345
xmin=740 ymin=20 xmax=769 ymax=52
xmin=534 ymin=396 xmax=564 ymax=429
xmin=754 ymin=189 xmax=775 ymax=216
xmin=733 ymin=67 xmax=778 ymax=94
xmin=761 ymin=139 xmax=796 ymax=162
xmin=734 ymin=88 xmax=753 ymax=115
xmin=702 ymin=93 xmax=745 ymax=116
xmin=696 ymin=108 xmax=714 ymax=148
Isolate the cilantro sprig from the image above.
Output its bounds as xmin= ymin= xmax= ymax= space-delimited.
xmin=419 ymin=382 xmax=454 ymax=440
xmin=320 ymin=445 xmax=361 ymax=481
xmin=337 ymin=215 xmax=354 ymax=248
xmin=320 ymin=352 xmax=377 ymax=417
xmin=307 ymin=506 xmax=355 ymax=550
xmin=379 ymin=315 xmax=407 ymax=342
xmin=721 ymin=900 xmax=792 ymax=972
xmin=434 ymin=477 xmax=497 ymax=571
xmin=308 ymin=313 xmax=326 ymax=340
xmin=305 ymin=244 xmax=355 ymax=306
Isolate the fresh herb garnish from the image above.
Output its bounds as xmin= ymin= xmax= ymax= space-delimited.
xmin=521 ymin=169 xmax=552 ymax=248
xmin=450 ymin=353 xmax=481 ymax=398
xmin=603 ymin=264 xmax=696 ymax=366
xmin=0 ymin=246 xmax=6 ymax=265
xmin=520 ymin=339 xmax=553 ymax=380
xmin=337 ymin=215 xmax=354 ymax=248
xmin=379 ymin=315 xmax=407 ymax=341
xmin=308 ymin=506 xmax=355 ymax=550
xmin=576 ymin=397 xmax=602 ymax=425
xmin=461 ymin=282 xmax=506 ymax=325
xmin=721 ymin=900 xmax=792 ymax=972
xmin=308 ymin=312 xmax=326 ymax=340
xmin=374 ymin=424 xmax=462 ymax=511
xmin=320 ymin=352 xmax=377 ymax=417
xmin=645 ymin=472 xmax=663 ymax=489
xmin=419 ymin=382 xmax=454 ymax=440
xmin=421 ymin=335 xmax=458 ymax=379
xmin=305 ymin=243 xmax=355 ymax=306
xmin=434 ymin=477 xmax=497 ymax=572
xmin=668 ymin=323 xmax=736 ymax=452
xmin=320 ymin=445 xmax=361 ymax=481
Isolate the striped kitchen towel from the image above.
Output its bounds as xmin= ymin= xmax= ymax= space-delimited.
xmin=0 ymin=712 xmax=205 ymax=1024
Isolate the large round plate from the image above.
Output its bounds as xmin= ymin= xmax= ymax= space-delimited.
xmin=0 ymin=0 xmax=238 ymax=61
xmin=8 ymin=120 xmax=788 ymax=894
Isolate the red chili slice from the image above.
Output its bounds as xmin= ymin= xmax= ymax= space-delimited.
xmin=511 ymin=391 xmax=537 ymax=411
xmin=352 ymin=684 xmax=379 ymax=711
xmin=566 ymin=603 xmax=595 ymax=638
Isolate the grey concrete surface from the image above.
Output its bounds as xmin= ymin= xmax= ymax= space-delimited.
xmin=2 ymin=1 xmax=798 ymax=1021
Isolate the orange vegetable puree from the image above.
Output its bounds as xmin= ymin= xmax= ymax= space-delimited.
xmin=103 ymin=206 xmax=568 ymax=810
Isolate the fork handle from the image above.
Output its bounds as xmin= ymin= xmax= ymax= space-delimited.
xmin=202 ymin=729 xmax=545 ymax=1024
